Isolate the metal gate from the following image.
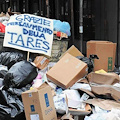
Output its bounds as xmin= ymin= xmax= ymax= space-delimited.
xmin=0 ymin=0 xmax=95 ymax=58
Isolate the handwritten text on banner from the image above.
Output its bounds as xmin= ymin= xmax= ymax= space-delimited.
xmin=3 ymin=14 xmax=53 ymax=56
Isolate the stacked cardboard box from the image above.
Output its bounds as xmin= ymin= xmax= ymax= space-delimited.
xmin=87 ymin=41 xmax=116 ymax=72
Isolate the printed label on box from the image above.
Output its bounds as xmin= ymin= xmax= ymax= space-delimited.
xmin=44 ymin=93 xmax=50 ymax=107
xmin=40 ymin=57 xmax=47 ymax=65
xmin=108 ymin=57 xmax=112 ymax=71
xmin=30 ymin=105 xmax=35 ymax=112
xmin=30 ymin=114 xmax=40 ymax=120
xmin=29 ymin=93 xmax=32 ymax=97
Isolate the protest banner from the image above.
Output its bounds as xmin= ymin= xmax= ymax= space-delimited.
xmin=3 ymin=14 xmax=53 ymax=57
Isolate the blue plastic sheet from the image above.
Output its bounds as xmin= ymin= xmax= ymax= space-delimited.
xmin=53 ymin=20 xmax=71 ymax=36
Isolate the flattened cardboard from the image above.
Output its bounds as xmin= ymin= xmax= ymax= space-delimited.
xmin=87 ymin=72 xmax=120 ymax=85
xmin=90 ymin=82 xmax=120 ymax=103
xmin=47 ymin=53 xmax=88 ymax=89
xmin=68 ymin=104 xmax=91 ymax=116
xmin=60 ymin=113 xmax=73 ymax=120
xmin=22 ymin=83 xmax=57 ymax=120
xmin=85 ymin=98 xmax=120 ymax=110
xmin=79 ymin=88 xmax=96 ymax=98
xmin=87 ymin=41 xmax=116 ymax=72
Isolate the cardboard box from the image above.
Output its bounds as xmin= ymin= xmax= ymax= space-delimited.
xmin=22 ymin=83 xmax=57 ymax=120
xmin=60 ymin=45 xmax=84 ymax=59
xmin=46 ymin=53 xmax=88 ymax=89
xmin=87 ymin=41 xmax=116 ymax=72
xmin=33 ymin=56 xmax=49 ymax=70
xmin=87 ymin=72 xmax=119 ymax=85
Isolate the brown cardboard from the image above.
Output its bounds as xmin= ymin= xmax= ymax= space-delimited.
xmin=87 ymin=41 xmax=116 ymax=72
xmin=33 ymin=56 xmax=49 ymax=70
xmin=85 ymin=98 xmax=120 ymax=110
xmin=60 ymin=113 xmax=73 ymax=120
xmin=87 ymin=72 xmax=120 ymax=85
xmin=90 ymin=82 xmax=120 ymax=103
xmin=79 ymin=88 xmax=96 ymax=98
xmin=60 ymin=45 xmax=84 ymax=59
xmin=46 ymin=53 xmax=88 ymax=89
xmin=22 ymin=83 xmax=57 ymax=120
xmin=68 ymin=104 xmax=92 ymax=116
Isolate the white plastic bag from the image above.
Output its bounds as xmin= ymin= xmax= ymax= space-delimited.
xmin=53 ymin=93 xmax=68 ymax=114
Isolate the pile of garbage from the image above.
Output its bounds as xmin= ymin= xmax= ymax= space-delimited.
xmin=0 ymin=40 xmax=119 ymax=120
xmin=0 ymin=11 xmax=119 ymax=119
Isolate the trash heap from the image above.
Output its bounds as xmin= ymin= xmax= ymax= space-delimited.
xmin=0 ymin=12 xmax=119 ymax=120
xmin=0 ymin=39 xmax=119 ymax=120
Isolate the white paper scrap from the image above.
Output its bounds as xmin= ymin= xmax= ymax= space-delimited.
xmin=30 ymin=114 xmax=40 ymax=120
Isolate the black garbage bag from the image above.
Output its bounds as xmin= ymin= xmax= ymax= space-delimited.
xmin=113 ymin=66 xmax=120 ymax=75
xmin=0 ymin=52 xmax=24 ymax=69
xmin=0 ymin=85 xmax=31 ymax=120
xmin=0 ymin=78 xmax=4 ymax=87
xmin=0 ymin=70 xmax=8 ymax=78
xmin=76 ymin=54 xmax=99 ymax=73
xmin=3 ymin=60 xmax=38 ymax=88
xmin=0 ymin=104 xmax=11 ymax=120
xmin=7 ymin=84 xmax=31 ymax=97
xmin=0 ymin=102 xmax=25 ymax=120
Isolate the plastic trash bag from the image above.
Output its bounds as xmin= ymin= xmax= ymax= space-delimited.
xmin=0 ymin=85 xmax=31 ymax=120
xmin=7 ymin=84 xmax=31 ymax=97
xmin=53 ymin=93 xmax=68 ymax=114
xmin=3 ymin=60 xmax=38 ymax=88
xmin=0 ymin=70 xmax=7 ymax=78
xmin=53 ymin=20 xmax=71 ymax=36
xmin=0 ymin=78 xmax=4 ymax=87
xmin=76 ymin=54 xmax=99 ymax=73
xmin=0 ymin=52 xmax=24 ymax=69
xmin=0 ymin=65 xmax=8 ymax=78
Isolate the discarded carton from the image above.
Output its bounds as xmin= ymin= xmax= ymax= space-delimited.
xmin=60 ymin=45 xmax=84 ymax=59
xmin=47 ymin=53 xmax=88 ymax=89
xmin=22 ymin=82 xmax=57 ymax=120
xmin=87 ymin=72 xmax=120 ymax=85
xmin=87 ymin=72 xmax=120 ymax=102
xmin=87 ymin=41 xmax=116 ymax=72
xmin=33 ymin=56 xmax=49 ymax=70
xmin=90 ymin=82 xmax=120 ymax=103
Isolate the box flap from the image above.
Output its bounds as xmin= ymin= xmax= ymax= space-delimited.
xmin=87 ymin=40 xmax=113 ymax=44
xmin=87 ymin=72 xmax=120 ymax=85
xmin=85 ymin=98 xmax=120 ymax=110
xmin=37 ymin=82 xmax=50 ymax=90
xmin=22 ymin=88 xmax=38 ymax=94
xmin=60 ymin=45 xmax=84 ymax=59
